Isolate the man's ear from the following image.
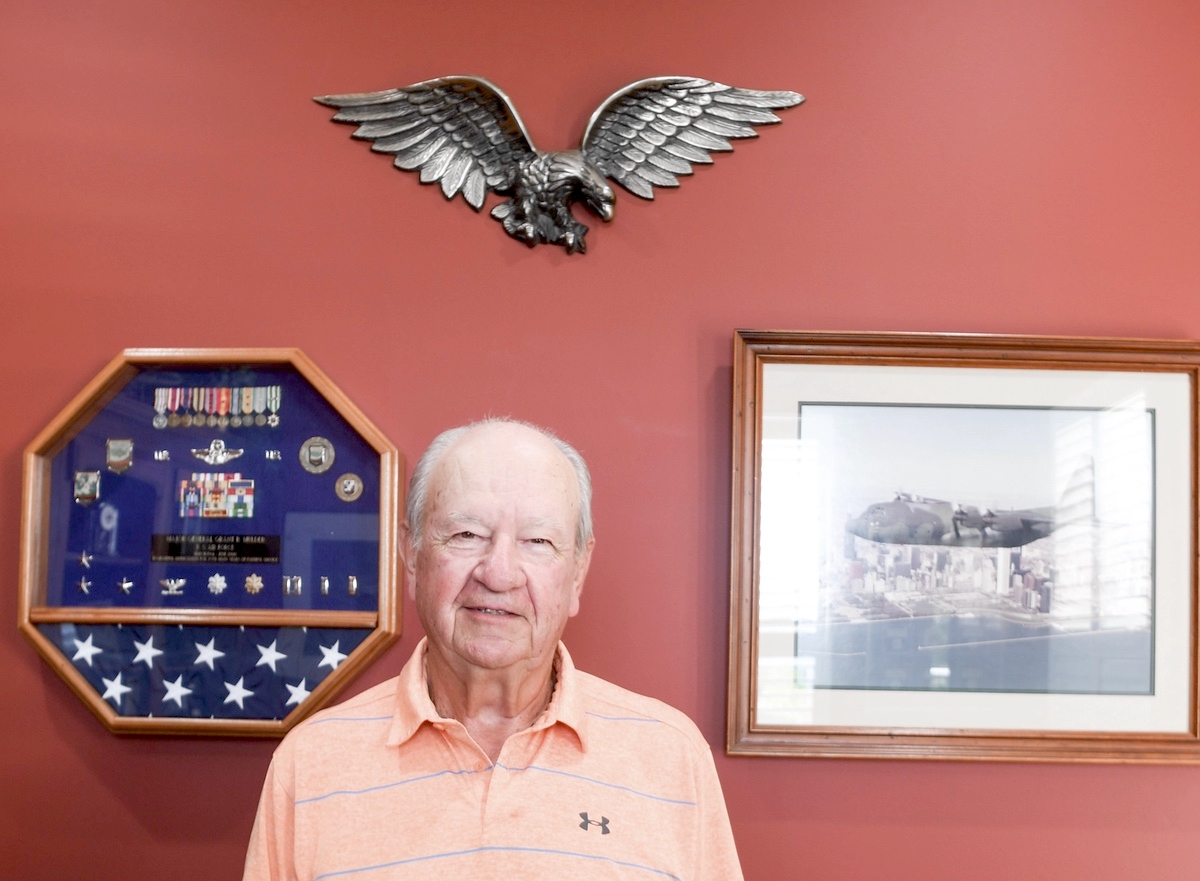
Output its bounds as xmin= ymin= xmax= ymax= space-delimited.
xmin=399 ymin=519 xmax=418 ymax=601
xmin=567 ymin=536 xmax=595 ymax=618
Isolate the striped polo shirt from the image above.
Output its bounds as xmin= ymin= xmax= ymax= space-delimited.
xmin=243 ymin=638 xmax=743 ymax=881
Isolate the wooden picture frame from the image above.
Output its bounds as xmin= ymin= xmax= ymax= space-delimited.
xmin=728 ymin=331 xmax=1200 ymax=762
xmin=19 ymin=349 xmax=402 ymax=737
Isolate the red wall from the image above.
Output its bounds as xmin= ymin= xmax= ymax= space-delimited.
xmin=3 ymin=1 xmax=1200 ymax=878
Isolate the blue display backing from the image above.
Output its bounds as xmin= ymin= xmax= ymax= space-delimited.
xmin=47 ymin=365 xmax=383 ymax=613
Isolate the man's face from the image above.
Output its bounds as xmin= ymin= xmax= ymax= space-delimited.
xmin=406 ymin=424 xmax=594 ymax=676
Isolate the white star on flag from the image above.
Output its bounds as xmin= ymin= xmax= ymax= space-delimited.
xmin=318 ymin=640 xmax=348 ymax=670
xmin=102 ymin=672 xmax=132 ymax=706
xmin=162 ymin=674 xmax=193 ymax=708
xmin=255 ymin=639 xmax=287 ymax=673
xmin=223 ymin=677 xmax=254 ymax=709
xmin=72 ymin=634 xmax=103 ymax=667
xmin=194 ymin=637 xmax=226 ymax=670
xmin=285 ymin=678 xmax=311 ymax=706
xmin=132 ymin=635 xmax=164 ymax=667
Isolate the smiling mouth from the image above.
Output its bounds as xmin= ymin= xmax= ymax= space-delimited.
xmin=473 ymin=607 xmax=515 ymax=616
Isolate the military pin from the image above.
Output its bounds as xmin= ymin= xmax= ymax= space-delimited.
xmin=320 ymin=576 xmax=330 ymax=596
xmin=348 ymin=575 xmax=358 ymax=596
xmin=335 ymin=473 xmax=363 ymax=502
xmin=106 ymin=438 xmax=133 ymax=473
xmin=299 ymin=437 xmax=335 ymax=474
xmin=74 ymin=471 xmax=100 ymax=505
xmin=118 ymin=578 xmax=134 ymax=595
xmin=245 ymin=573 xmax=264 ymax=594
xmin=160 ymin=578 xmax=186 ymax=596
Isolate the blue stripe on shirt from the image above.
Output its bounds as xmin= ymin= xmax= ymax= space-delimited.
xmin=311 ymin=845 xmax=683 ymax=881
xmin=297 ymin=763 xmax=695 ymax=808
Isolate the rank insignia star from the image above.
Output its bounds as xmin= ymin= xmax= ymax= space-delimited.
xmin=208 ymin=573 xmax=228 ymax=595
xmin=245 ymin=573 xmax=264 ymax=594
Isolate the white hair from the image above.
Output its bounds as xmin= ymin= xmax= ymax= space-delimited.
xmin=406 ymin=417 xmax=593 ymax=555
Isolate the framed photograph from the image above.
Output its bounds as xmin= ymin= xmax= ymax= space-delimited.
xmin=728 ymin=331 xmax=1200 ymax=761
xmin=19 ymin=349 xmax=402 ymax=737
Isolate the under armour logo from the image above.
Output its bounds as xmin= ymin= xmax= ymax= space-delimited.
xmin=579 ymin=812 xmax=610 ymax=834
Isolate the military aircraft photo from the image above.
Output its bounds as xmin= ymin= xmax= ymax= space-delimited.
xmin=843 ymin=461 xmax=1092 ymax=549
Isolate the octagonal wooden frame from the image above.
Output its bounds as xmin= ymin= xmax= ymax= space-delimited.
xmin=18 ymin=348 xmax=402 ymax=737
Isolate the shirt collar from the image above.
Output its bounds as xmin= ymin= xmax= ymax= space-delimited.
xmin=386 ymin=638 xmax=589 ymax=751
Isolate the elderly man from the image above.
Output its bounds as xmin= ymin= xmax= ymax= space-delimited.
xmin=243 ymin=418 xmax=743 ymax=880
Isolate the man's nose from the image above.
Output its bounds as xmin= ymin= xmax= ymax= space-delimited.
xmin=475 ymin=536 xmax=524 ymax=590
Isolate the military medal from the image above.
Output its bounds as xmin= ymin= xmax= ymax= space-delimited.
xmin=300 ymin=437 xmax=335 ymax=474
xmin=253 ymin=386 xmax=268 ymax=426
xmin=229 ymin=387 xmax=242 ymax=427
xmin=153 ymin=388 xmax=169 ymax=429
xmin=240 ymin=387 xmax=255 ymax=428
xmin=217 ymin=387 xmax=231 ymax=428
xmin=167 ymin=387 xmax=183 ymax=428
xmin=205 ymin=387 xmax=218 ymax=427
xmin=266 ymin=385 xmax=281 ymax=427
xmin=189 ymin=387 xmax=206 ymax=427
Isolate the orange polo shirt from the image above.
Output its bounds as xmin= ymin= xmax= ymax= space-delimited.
xmin=243 ymin=639 xmax=743 ymax=880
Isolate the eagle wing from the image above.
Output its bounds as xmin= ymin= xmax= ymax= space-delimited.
xmin=580 ymin=77 xmax=803 ymax=199
xmin=314 ymin=76 xmax=536 ymax=209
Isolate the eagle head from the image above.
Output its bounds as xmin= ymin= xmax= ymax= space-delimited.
xmin=549 ymin=151 xmax=614 ymax=222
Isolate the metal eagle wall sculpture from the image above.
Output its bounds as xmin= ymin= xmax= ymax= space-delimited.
xmin=315 ymin=76 xmax=803 ymax=254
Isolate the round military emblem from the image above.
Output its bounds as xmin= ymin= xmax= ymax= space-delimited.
xmin=299 ymin=436 xmax=335 ymax=474
xmin=167 ymin=413 xmax=181 ymax=428
xmin=254 ymin=414 xmax=267 ymax=427
xmin=335 ymin=473 xmax=363 ymax=502
xmin=153 ymin=414 xmax=168 ymax=429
